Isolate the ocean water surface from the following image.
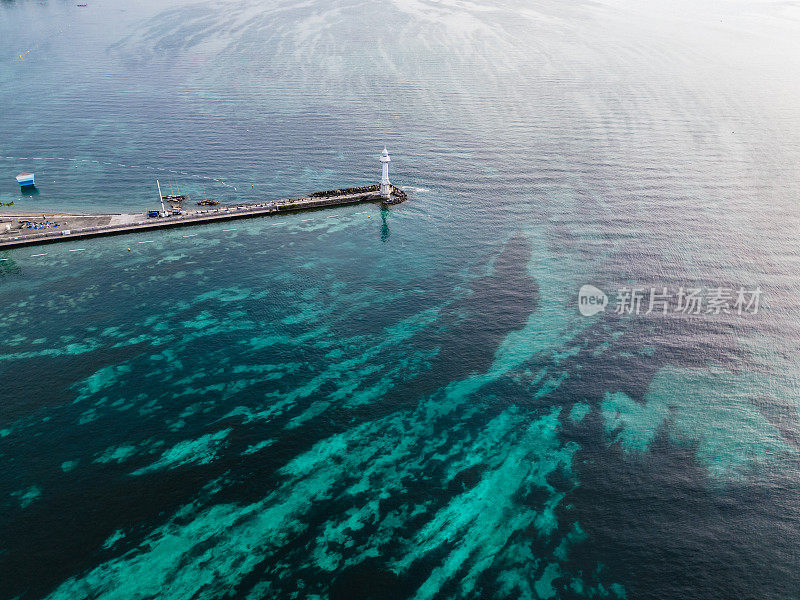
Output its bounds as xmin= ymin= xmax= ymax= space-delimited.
xmin=2 ymin=0 xmax=800 ymax=598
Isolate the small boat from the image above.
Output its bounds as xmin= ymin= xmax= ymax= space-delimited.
xmin=196 ymin=184 xmax=219 ymax=206
xmin=16 ymin=172 xmax=35 ymax=188
xmin=162 ymin=179 xmax=187 ymax=203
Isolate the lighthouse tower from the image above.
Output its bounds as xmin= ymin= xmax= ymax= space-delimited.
xmin=380 ymin=148 xmax=391 ymax=198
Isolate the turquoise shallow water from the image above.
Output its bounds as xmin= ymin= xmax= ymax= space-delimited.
xmin=2 ymin=0 xmax=800 ymax=598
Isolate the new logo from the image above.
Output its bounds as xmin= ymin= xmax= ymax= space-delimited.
xmin=578 ymin=285 xmax=608 ymax=316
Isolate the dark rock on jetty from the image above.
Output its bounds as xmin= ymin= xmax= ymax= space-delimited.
xmin=383 ymin=186 xmax=407 ymax=206
xmin=311 ymin=184 xmax=407 ymax=207
xmin=310 ymin=185 xmax=380 ymax=198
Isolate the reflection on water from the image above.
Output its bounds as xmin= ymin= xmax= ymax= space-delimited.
xmin=380 ymin=209 xmax=390 ymax=243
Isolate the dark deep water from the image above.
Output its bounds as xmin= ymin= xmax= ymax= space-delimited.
xmin=2 ymin=0 xmax=800 ymax=598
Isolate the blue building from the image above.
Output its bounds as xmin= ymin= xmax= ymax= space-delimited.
xmin=16 ymin=172 xmax=35 ymax=188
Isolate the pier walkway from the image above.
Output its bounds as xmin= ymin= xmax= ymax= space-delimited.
xmin=0 ymin=186 xmax=406 ymax=250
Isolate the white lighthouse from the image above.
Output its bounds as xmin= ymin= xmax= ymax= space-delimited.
xmin=380 ymin=147 xmax=391 ymax=197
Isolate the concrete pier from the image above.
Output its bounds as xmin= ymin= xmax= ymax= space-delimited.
xmin=0 ymin=185 xmax=406 ymax=250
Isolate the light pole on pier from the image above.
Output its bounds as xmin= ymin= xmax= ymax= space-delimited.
xmin=380 ymin=148 xmax=391 ymax=197
xmin=156 ymin=179 xmax=167 ymax=216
